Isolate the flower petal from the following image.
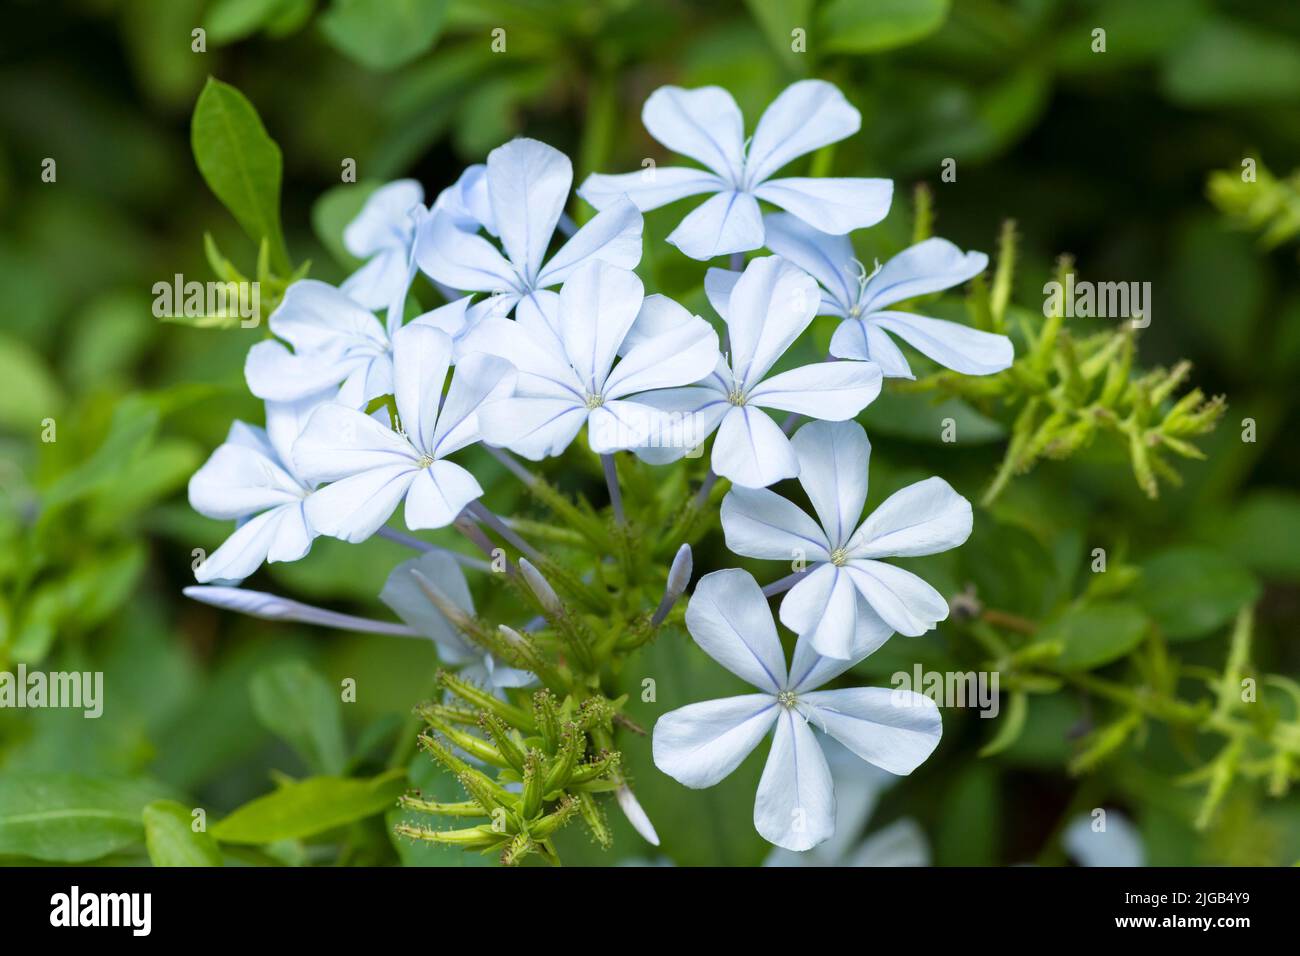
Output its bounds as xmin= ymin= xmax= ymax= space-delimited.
xmin=847 ymin=818 xmax=931 ymax=867
xmin=433 ymin=164 xmax=493 ymax=234
xmin=745 ymin=80 xmax=860 ymax=185
xmin=615 ymin=785 xmax=661 ymax=847
xmin=486 ymin=137 xmax=572 ymax=283
xmin=409 ymin=295 xmax=474 ymax=341
xmin=344 ymin=179 xmax=424 ymax=257
xmin=626 ymin=385 xmax=730 ymax=463
xmin=754 ymin=708 xmax=835 ymax=852
xmin=780 ymin=566 xmax=893 ymax=662
xmin=712 ymin=405 xmax=799 ymax=489
xmin=267 ymin=279 xmax=387 ymax=354
xmin=620 ymin=292 xmax=696 ymax=355
xmin=746 ymin=360 xmax=882 ymax=419
xmin=391 ymin=324 xmax=453 ymax=456
xmin=642 ymin=85 xmax=745 ymax=183
xmin=293 ymin=403 xmax=417 ymax=485
xmin=194 ymin=504 xmax=310 ymax=584
xmin=404 ymin=460 xmax=483 ymax=529
xmin=726 ymin=256 xmax=820 ymax=390
xmin=686 ymin=568 xmax=788 ymax=692
xmin=652 ymin=694 xmax=778 ymax=788
xmin=797 ymin=686 xmax=941 ymax=776
xmin=844 ymin=559 xmax=950 ymax=637
xmin=603 ymin=317 xmax=719 ymax=399
xmin=303 ymin=463 xmax=418 ymax=543
xmin=849 ymin=477 xmax=973 ymax=558
xmin=414 ymin=212 xmax=522 ymax=295
xmin=477 ymin=396 xmax=587 ymax=460
xmin=786 ymin=625 xmax=872 ymax=694
xmin=432 ymin=353 xmax=517 ymax=458
xmin=756 ymin=177 xmax=892 ymax=235
xmin=860 ymin=238 xmax=988 ymax=313
xmin=379 ymin=551 xmax=477 ymax=662
xmin=790 ymin=419 xmax=870 ymax=547
xmin=558 ymin=260 xmax=644 ymax=394
xmin=761 ymin=212 xmax=857 ymax=314
xmin=189 ymin=442 xmax=303 ymax=520
xmin=536 ymin=197 xmax=644 ymax=288
xmin=578 ymin=166 xmax=723 ymax=212
xmin=341 ymin=248 xmax=410 ymax=312
xmin=868 ymin=311 xmax=1014 ymax=376
xmin=720 ymin=486 xmax=830 ymax=561
xmin=703 ymin=267 xmax=740 ymax=322
xmin=666 ymin=190 xmax=763 ymax=261
xmin=458 ymin=317 xmax=583 ymax=398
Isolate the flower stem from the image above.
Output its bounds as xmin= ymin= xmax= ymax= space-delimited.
xmin=762 ymin=570 xmax=805 ymax=597
xmin=377 ymin=526 xmax=492 ymax=572
xmin=466 ymin=501 xmax=545 ymax=565
xmin=601 ymin=453 xmax=625 ymax=525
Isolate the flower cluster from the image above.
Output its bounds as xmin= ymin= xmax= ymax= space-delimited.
xmin=185 ymin=80 xmax=1013 ymax=860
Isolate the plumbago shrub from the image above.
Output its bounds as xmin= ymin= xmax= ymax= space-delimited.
xmin=161 ymin=73 xmax=1293 ymax=868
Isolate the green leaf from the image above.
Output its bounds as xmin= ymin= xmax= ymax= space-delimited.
xmin=978 ymin=689 xmax=1027 ymax=757
xmin=204 ymin=0 xmax=298 ymax=44
xmin=249 ymin=660 xmax=348 ymax=775
xmin=212 ymin=771 xmax=407 ymax=844
xmin=0 ymin=774 xmax=176 ymax=863
xmin=1138 ymin=546 xmax=1261 ymax=642
xmin=1214 ymin=491 xmax=1300 ymax=580
xmin=744 ymin=0 xmax=812 ymax=72
xmin=0 ymin=335 xmax=62 ymax=431
xmin=820 ymin=0 xmax=950 ymax=54
xmin=319 ymin=0 xmax=448 ymax=72
xmin=143 ymin=800 xmax=223 ymax=866
xmin=191 ymin=77 xmax=290 ymax=272
xmin=1161 ymin=20 xmax=1300 ymax=106
xmin=1038 ymin=601 xmax=1149 ymax=672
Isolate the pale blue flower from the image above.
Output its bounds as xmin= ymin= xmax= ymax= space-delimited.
xmin=245 ymin=279 xmax=474 ymax=409
xmin=380 ymin=550 xmax=535 ymax=692
xmin=458 ymin=260 xmax=719 ymax=460
xmin=416 ymin=137 xmax=643 ymax=331
xmin=292 ymin=324 xmax=514 ymax=542
xmin=721 ymin=419 xmax=972 ymax=660
xmin=579 ymin=80 xmax=891 ymax=261
xmin=764 ymin=741 xmax=930 ymax=866
xmin=652 ymin=569 xmax=941 ymax=852
xmin=631 ymin=256 xmax=882 ymax=488
xmin=188 ymin=394 xmax=324 ymax=584
xmin=708 ymin=214 xmax=1013 ymax=378
xmin=1063 ymin=810 xmax=1145 ymax=867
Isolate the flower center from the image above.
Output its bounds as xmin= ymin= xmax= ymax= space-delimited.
xmin=830 ymin=547 xmax=849 ymax=566
xmin=584 ymin=392 xmax=605 ymax=410
xmin=776 ymin=690 xmax=798 ymax=709
xmin=416 ymin=454 xmax=435 ymax=469
xmin=726 ymin=388 xmax=746 ymax=406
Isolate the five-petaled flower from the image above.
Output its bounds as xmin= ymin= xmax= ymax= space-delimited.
xmin=416 ymin=137 xmax=643 ymax=330
xmin=722 ymin=419 xmax=973 ymax=660
xmin=244 ymin=278 xmax=472 ymax=409
xmin=733 ymin=213 xmax=1014 ymax=378
xmin=578 ymin=80 xmax=891 ymax=261
xmin=188 ymin=395 xmax=323 ymax=584
xmin=381 ymin=550 xmax=534 ymax=692
xmin=292 ymin=324 xmax=514 ymax=542
xmin=632 ymin=255 xmax=882 ymax=488
xmin=652 ymin=569 xmax=941 ymax=852
xmin=458 ymin=259 xmax=720 ymax=459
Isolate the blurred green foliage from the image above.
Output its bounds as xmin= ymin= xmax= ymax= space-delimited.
xmin=0 ymin=0 xmax=1298 ymax=867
